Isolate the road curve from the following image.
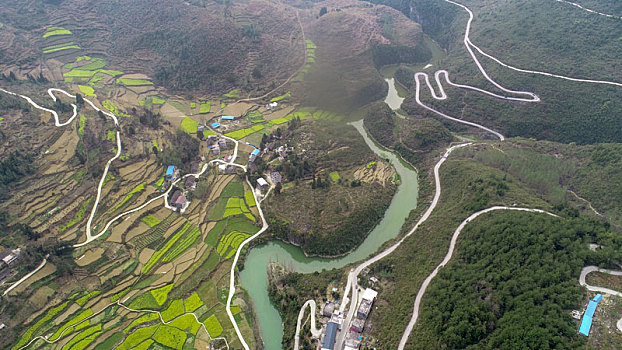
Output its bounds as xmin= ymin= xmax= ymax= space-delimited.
xmin=579 ymin=266 xmax=622 ymax=333
xmin=554 ymin=0 xmax=622 ymax=20
xmin=294 ymin=299 xmax=322 ymax=350
xmin=3 ymin=255 xmax=49 ymax=296
xmin=398 ymin=207 xmax=559 ymax=349
xmin=226 ymin=177 xmax=273 ymax=350
xmin=335 ymin=143 xmax=471 ymax=349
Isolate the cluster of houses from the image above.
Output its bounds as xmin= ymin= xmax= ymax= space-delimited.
xmin=165 ymin=161 xmax=202 ymax=214
xmin=0 ymin=248 xmax=21 ymax=283
xmin=207 ymin=135 xmax=228 ymax=156
xmin=320 ymin=288 xmax=378 ymax=350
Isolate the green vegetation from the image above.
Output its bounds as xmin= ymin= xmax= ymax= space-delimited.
xmin=180 ymin=116 xmax=199 ymax=134
xmin=49 ymin=308 xmax=93 ymax=341
xmin=199 ymin=101 xmax=211 ymax=113
xmin=150 ymin=284 xmax=174 ymax=305
xmin=190 ymin=102 xmax=196 ymax=109
xmin=116 ymin=78 xmax=153 ymax=86
xmin=113 ymin=183 xmax=145 ymax=211
xmin=169 ymin=314 xmax=201 ymax=334
xmin=142 ymin=222 xmax=198 ymax=273
xmin=43 ymin=26 xmax=72 ymax=38
xmin=270 ymin=91 xmax=291 ymax=102
xmin=225 ymin=124 xmax=265 ymax=140
xmin=76 ymin=291 xmax=100 ymax=306
xmin=78 ymin=85 xmax=96 ymax=97
xmin=116 ymin=324 xmax=158 ymax=350
xmin=77 ymin=114 xmax=86 ymax=137
xmin=224 ymin=89 xmax=240 ymax=99
xmin=329 ymin=171 xmax=340 ymax=182
xmin=223 ymin=197 xmax=252 ymax=220
xmin=124 ymin=313 xmax=159 ymax=333
xmin=216 ymin=231 xmax=250 ymax=259
xmin=102 ymin=100 xmax=131 ymax=118
xmin=204 ymin=314 xmax=223 ymax=337
xmin=141 ymin=214 xmax=161 ymax=227
xmin=161 ymin=299 xmax=185 ymax=322
xmin=59 ymin=198 xmax=91 ymax=232
xmin=244 ymin=191 xmax=256 ymax=207
xmin=107 ymin=130 xmax=116 ymax=142
xmin=153 ymin=325 xmax=187 ymax=349
xmin=184 ymin=293 xmax=204 ymax=312
xmin=43 ymin=42 xmax=80 ymax=53
xmin=61 ymin=324 xmax=101 ymax=350
xmin=12 ymin=301 xmax=71 ymax=350
xmin=246 ymin=110 xmax=264 ymax=123
xmin=411 ymin=212 xmax=621 ymax=349
xmin=128 ymin=292 xmax=160 ymax=310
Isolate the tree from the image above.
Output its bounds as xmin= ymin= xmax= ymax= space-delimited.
xmin=75 ymin=93 xmax=84 ymax=106
xmin=319 ymin=7 xmax=327 ymax=17
xmin=275 ymin=182 xmax=282 ymax=195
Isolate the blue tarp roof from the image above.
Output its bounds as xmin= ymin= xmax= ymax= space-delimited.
xmin=579 ymin=315 xmax=593 ymax=336
xmin=251 ymin=149 xmax=260 ymax=155
xmin=211 ymin=122 xmax=221 ymax=128
xmin=579 ymin=296 xmax=602 ymax=336
xmin=221 ymin=116 xmax=235 ymax=120
xmin=322 ymin=322 xmax=338 ymax=349
xmin=166 ymin=166 xmax=175 ymax=176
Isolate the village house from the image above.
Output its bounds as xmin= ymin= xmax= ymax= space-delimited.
xmin=170 ymin=190 xmax=187 ymax=210
xmin=249 ymin=148 xmax=260 ymax=163
xmin=256 ymin=177 xmax=269 ymax=191
xmin=207 ymin=135 xmax=218 ymax=146
xmin=218 ymin=138 xmax=227 ymax=150
xmin=185 ymin=175 xmax=196 ymax=191
xmin=270 ymin=171 xmax=282 ymax=184
xmin=323 ymin=301 xmax=335 ymax=317
xmin=165 ymin=165 xmax=177 ymax=181
xmin=211 ymin=144 xmax=220 ymax=155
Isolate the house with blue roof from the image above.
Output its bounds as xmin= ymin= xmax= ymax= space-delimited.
xmin=221 ymin=115 xmax=235 ymax=120
xmin=578 ymin=294 xmax=603 ymax=336
xmin=165 ymin=165 xmax=176 ymax=180
xmin=249 ymin=148 xmax=261 ymax=163
xmin=211 ymin=122 xmax=221 ymax=128
xmin=322 ymin=322 xmax=339 ymax=350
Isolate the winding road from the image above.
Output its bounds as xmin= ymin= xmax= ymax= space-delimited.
xmin=554 ymin=0 xmax=622 ymax=20
xmin=334 ymin=143 xmax=471 ymax=348
xmin=579 ymin=266 xmax=622 ymax=333
xmin=398 ymin=207 xmax=559 ymax=349
xmin=293 ymin=300 xmax=322 ymax=350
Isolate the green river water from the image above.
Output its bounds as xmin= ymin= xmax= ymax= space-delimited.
xmin=239 ymin=79 xmax=419 ymax=349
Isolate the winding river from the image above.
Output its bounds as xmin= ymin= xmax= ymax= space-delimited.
xmin=239 ymin=79 xmax=418 ymax=349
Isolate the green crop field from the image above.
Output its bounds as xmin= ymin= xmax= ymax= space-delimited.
xmin=78 ymin=85 xmax=96 ymax=97
xmin=184 ymin=293 xmax=204 ymax=313
xmin=225 ymin=124 xmax=265 ymax=140
xmin=59 ymin=198 xmax=91 ymax=232
xmin=221 ymin=181 xmax=244 ymax=197
xmin=270 ymin=91 xmax=291 ymax=102
xmin=142 ymin=222 xmax=194 ymax=273
xmin=78 ymin=114 xmax=86 ymax=137
xmin=151 ymin=96 xmax=166 ymax=105
xmin=244 ymin=191 xmax=256 ymax=207
xmin=76 ymin=291 xmax=100 ymax=306
xmin=329 ymin=171 xmax=340 ymax=182
xmin=190 ymin=102 xmax=196 ymax=109
xmin=150 ymin=283 xmax=174 ymax=305
xmin=133 ymin=339 xmax=154 ymax=350
xmin=199 ymin=101 xmax=211 ymax=113
xmin=12 ymin=301 xmax=71 ymax=350
xmin=153 ymin=325 xmax=186 ymax=349
xmin=128 ymin=291 xmax=160 ymax=310
xmin=43 ymin=27 xmax=72 ymax=38
xmin=204 ymin=314 xmax=223 ymax=337
xmin=246 ymin=110 xmax=264 ymax=123
xmin=161 ymin=299 xmax=185 ymax=322
xmin=113 ymin=183 xmax=145 ymax=211
xmin=116 ymin=78 xmax=153 ymax=86
xmin=43 ymin=43 xmax=80 ymax=53
xmin=162 ymin=225 xmax=201 ymax=263
xmin=224 ymin=89 xmax=240 ymax=99
xmin=64 ymin=70 xmax=97 ymax=78
xmin=49 ymin=308 xmax=93 ymax=341
xmin=61 ymin=324 xmax=101 ymax=350
xmin=116 ymin=324 xmax=158 ymax=350
xmin=180 ymin=116 xmax=199 ymax=134
xmin=216 ymin=231 xmax=250 ymax=259
xmin=141 ymin=214 xmax=161 ymax=227
xmin=205 ymin=221 xmax=225 ymax=246
xmin=169 ymin=314 xmax=201 ymax=334
xmin=124 ymin=313 xmax=159 ymax=333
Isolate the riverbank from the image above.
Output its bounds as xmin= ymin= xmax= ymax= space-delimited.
xmin=239 ymin=119 xmax=420 ymax=349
